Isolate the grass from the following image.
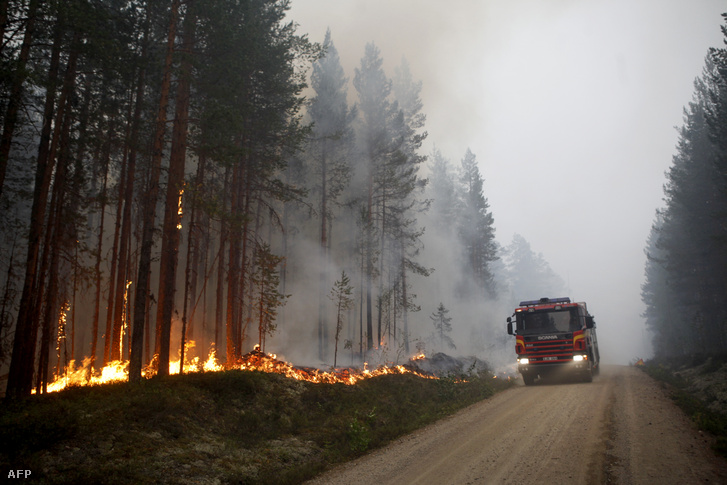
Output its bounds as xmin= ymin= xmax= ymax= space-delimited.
xmin=641 ymin=359 xmax=727 ymax=457
xmin=0 ymin=368 xmax=512 ymax=484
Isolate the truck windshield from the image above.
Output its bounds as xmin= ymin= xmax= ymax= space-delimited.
xmin=517 ymin=309 xmax=579 ymax=335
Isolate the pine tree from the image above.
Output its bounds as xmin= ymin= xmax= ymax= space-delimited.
xmin=430 ymin=302 xmax=455 ymax=351
xmin=641 ymin=211 xmax=682 ymax=356
xmin=651 ymin=56 xmax=726 ymax=355
xmin=154 ymin=0 xmax=197 ymax=378
xmin=457 ymin=148 xmax=497 ymax=298
xmin=501 ymin=234 xmax=565 ymax=308
xmin=387 ymin=56 xmax=430 ymax=353
xmin=308 ymin=29 xmax=355 ymax=361
xmin=354 ymin=47 xmax=429 ymax=352
xmin=129 ymin=0 xmax=181 ymax=381
xmin=354 ymin=42 xmax=390 ymax=352
xmin=329 ymin=270 xmax=354 ymax=368
xmin=427 ymin=146 xmax=458 ymax=232
xmin=251 ymin=243 xmax=287 ymax=353
xmin=0 ymin=0 xmax=39 ymax=200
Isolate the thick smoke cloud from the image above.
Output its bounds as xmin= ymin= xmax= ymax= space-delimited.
xmin=285 ymin=0 xmax=726 ymax=365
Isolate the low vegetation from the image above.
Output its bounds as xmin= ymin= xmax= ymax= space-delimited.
xmin=641 ymin=357 xmax=727 ymax=457
xmin=0 ymin=369 xmax=512 ymax=484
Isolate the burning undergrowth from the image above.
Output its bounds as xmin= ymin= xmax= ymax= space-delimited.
xmin=1 ymin=356 xmax=514 ymax=484
xmin=36 ymin=343 xmax=445 ymax=395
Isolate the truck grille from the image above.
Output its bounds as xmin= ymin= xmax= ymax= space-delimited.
xmin=523 ymin=337 xmax=572 ymax=363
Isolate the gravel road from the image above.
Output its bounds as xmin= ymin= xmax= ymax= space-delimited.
xmin=306 ymin=365 xmax=727 ymax=484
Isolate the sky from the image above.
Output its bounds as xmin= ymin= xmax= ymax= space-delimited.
xmin=285 ymin=0 xmax=727 ymax=364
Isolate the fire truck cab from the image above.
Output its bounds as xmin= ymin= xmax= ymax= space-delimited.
xmin=507 ymin=297 xmax=599 ymax=385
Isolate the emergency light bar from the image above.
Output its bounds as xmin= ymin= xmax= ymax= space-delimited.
xmin=518 ymin=297 xmax=571 ymax=307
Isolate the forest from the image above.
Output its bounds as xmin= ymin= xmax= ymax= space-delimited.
xmin=0 ymin=0 xmax=567 ymax=399
xmin=642 ymin=14 xmax=727 ymax=360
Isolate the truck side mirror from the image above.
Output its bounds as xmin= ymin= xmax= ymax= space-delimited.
xmin=586 ymin=316 xmax=595 ymax=329
xmin=507 ymin=317 xmax=513 ymax=335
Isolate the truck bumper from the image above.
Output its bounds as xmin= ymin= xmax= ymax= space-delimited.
xmin=518 ymin=359 xmax=591 ymax=376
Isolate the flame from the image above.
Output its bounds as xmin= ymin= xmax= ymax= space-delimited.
xmin=56 ymin=301 xmax=69 ymax=358
xmin=235 ymin=349 xmax=436 ymax=385
xmin=411 ymin=353 xmax=426 ymax=361
xmin=119 ymin=281 xmax=132 ymax=359
xmin=36 ymin=342 xmax=435 ymax=393
xmin=176 ymin=188 xmax=184 ymax=230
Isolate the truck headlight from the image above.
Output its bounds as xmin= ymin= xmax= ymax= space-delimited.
xmin=518 ymin=358 xmax=529 ymax=365
xmin=573 ymin=354 xmax=587 ymax=362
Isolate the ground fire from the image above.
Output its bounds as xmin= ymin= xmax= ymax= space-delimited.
xmin=34 ymin=343 xmax=437 ymax=394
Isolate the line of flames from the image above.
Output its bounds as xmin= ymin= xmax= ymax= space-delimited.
xmin=36 ymin=342 xmax=437 ymax=394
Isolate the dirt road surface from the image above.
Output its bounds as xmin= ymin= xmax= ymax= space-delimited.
xmin=307 ymin=365 xmax=727 ymax=484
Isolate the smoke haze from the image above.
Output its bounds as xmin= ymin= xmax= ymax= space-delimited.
xmin=285 ymin=0 xmax=727 ymax=365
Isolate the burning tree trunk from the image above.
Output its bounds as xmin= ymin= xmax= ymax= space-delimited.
xmin=108 ymin=135 xmax=129 ymax=362
xmin=108 ymin=11 xmax=148 ymax=363
xmin=155 ymin=4 xmax=196 ymax=377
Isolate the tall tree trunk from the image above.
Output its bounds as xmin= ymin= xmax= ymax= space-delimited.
xmin=215 ymin=166 xmax=230 ymax=361
xmin=0 ymin=237 xmax=17 ymax=364
xmin=377 ymin=192 xmax=386 ymax=347
xmin=239 ymin=173 xmax=254 ymax=353
xmin=107 ymin=134 xmax=128 ymax=362
xmin=365 ymin=160 xmax=374 ymax=352
xmin=401 ymin=250 xmax=409 ymax=353
xmin=37 ymin=98 xmax=73 ymax=393
xmin=0 ymin=0 xmax=39 ymax=200
xmin=129 ymin=0 xmax=180 ymax=382
xmin=225 ymin=162 xmax=242 ymax=363
xmin=70 ymin=76 xmax=93 ymax=367
xmin=6 ymin=26 xmax=76 ymax=398
xmin=110 ymin=54 xmax=146 ymax=362
xmin=216 ymin=203 xmax=227 ymax=361
xmin=89 ymin=142 xmax=110 ymax=379
xmin=188 ymin=151 xmax=207 ymax=342
xmin=318 ymin=150 xmax=328 ymax=361
xmin=99 ymin=78 xmax=124 ymax=365
xmin=155 ymin=4 xmax=195 ymax=377
xmin=180 ymin=151 xmax=204 ymax=371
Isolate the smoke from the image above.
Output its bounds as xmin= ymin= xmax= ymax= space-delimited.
xmin=285 ymin=0 xmax=726 ymax=367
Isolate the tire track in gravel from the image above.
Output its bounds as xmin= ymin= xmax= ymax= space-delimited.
xmin=306 ymin=366 xmax=727 ymax=485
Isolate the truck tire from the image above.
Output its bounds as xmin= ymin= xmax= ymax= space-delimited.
xmin=582 ymin=362 xmax=593 ymax=383
xmin=522 ymin=373 xmax=535 ymax=386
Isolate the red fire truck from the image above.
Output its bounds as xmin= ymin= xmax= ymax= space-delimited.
xmin=506 ymin=297 xmax=600 ymax=385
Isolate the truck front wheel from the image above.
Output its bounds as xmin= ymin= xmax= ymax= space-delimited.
xmin=582 ymin=362 xmax=593 ymax=383
xmin=522 ymin=373 xmax=535 ymax=386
